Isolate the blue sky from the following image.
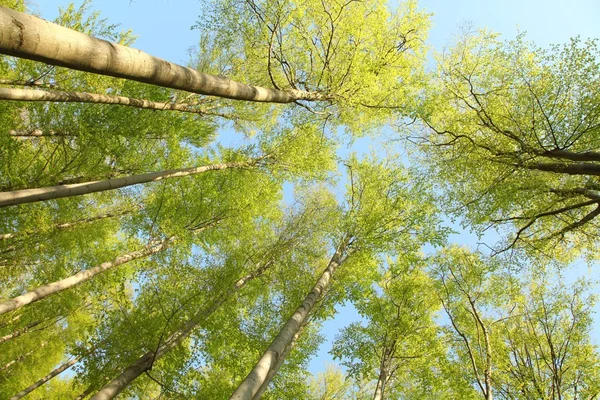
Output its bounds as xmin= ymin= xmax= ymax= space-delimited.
xmin=32 ymin=0 xmax=600 ymax=383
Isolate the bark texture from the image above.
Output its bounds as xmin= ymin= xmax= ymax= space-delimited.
xmin=251 ymin=324 xmax=305 ymax=400
xmin=229 ymin=237 xmax=350 ymax=400
xmin=0 ymin=208 xmax=133 ymax=241
xmin=0 ymin=7 xmax=324 ymax=103
xmin=0 ymin=87 xmax=218 ymax=116
xmin=9 ymin=356 xmax=80 ymax=400
xmin=0 ymin=159 xmax=259 ymax=207
xmin=0 ymin=238 xmax=173 ymax=315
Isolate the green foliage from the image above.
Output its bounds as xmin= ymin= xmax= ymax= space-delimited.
xmin=418 ymin=31 xmax=600 ymax=260
xmin=0 ymin=1 xmax=599 ymax=399
xmin=196 ymin=0 xmax=431 ymax=134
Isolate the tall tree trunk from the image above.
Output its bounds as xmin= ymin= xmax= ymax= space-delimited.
xmin=251 ymin=323 xmax=306 ymax=400
xmin=0 ymin=341 xmax=47 ymax=371
xmin=468 ymin=298 xmax=493 ymax=400
xmin=229 ymin=236 xmax=350 ymax=400
xmin=0 ymin=238 xmax=174 ymax=315
xmin=9 ymin=356 xmax=80 ymax=400
xmin=0 ymin=207 xmax=134 ymax=241
xmin=90 ymin=259 xmax=275 ymax=400
xmin=373 ymin=345 xmax=393 ymax=400
xmin=7 ymin=129 xmax=69 ymax=137
xmin=0 ymin=320 xmax=42 ymax=344
xmin=0 ymin=7 xmax=325 ymax=103
xmin=0 ymin=159 xmax=261 ymax=207
xmin=0 ymin=87 xmax=224 ymax=116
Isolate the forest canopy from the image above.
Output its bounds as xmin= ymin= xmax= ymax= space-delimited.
xmin=0 ymin=0 xmax=598 ymax=399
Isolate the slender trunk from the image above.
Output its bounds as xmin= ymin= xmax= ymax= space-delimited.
xmin=0 ymin=159 xmax=260 ymax=207
xmin=0 ymin=78 xmax=56 ymax=88
xmin=251 ymin=324 xmax=306 ymax=400
xmin=469 ymin=299 xmax=493 ymax=400
xmin=0 ymin=87 xmax=222 ymax=116
xmin=0 ymin=238 xmax=173 ymax=315
xmin=372 ymin=376 xmax=384 ymax=400
xmin=8 ymin=129 xmax=68 ymax=137
xmin=373 ymin=358 xmax=388 ymax=400
xmin=0 ymin=341 xmax=47 ymax=371
xmin=75 ymin=386 xmax=94 ymax=400
xmin=0 ymin=7 xmax=325 ymax=103
xmin=229 ymin=237 xmax=350 ymax=400
xmin=9 ymin=356 xmax=80 ymax=400
xmin=0 ymin=314 xmax=21 ymax=329
xmin=90 ymin=259 xmax=274 ymax=400
xmin=0 ymin=207 xmax=134 ymax=241
xmin=0 ymin=320 xmax=42 ymax=344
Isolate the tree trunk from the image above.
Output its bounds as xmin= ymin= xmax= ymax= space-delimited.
xmin=0 ymin=341 xmax=47 ymax=371
xmin=0 ymin=207 xmax=134 ymax=241
xmin=0 ymin=87 xmax=222 ymax=116
xmin=373 ymin=347 xmax=392 ymax=400
xmin=8 ymin=129 xmax=68 ymax=137
xmin=0 ymin=320 xmax=42 ymax=344
xmin=0 ymin=7 xmax=324 ymax=103
xmin=9 ymin=356 xmax=80 ymax=400
xmin=0 ymin=159 xmax=260 ymax=207
xmin=0 ymin=238 xmax=174 ymax=315
xmin=251 ymin=324 xmax=305 ymax=400
xmin=229 ymin=236 xmax=350 ymax=400
xmin=90 ymin=259 xmax=275 ymax=400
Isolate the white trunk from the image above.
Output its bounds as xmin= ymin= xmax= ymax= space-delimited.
xmin=0 ymin=208 xmax=134 ymax=241
xmin=91 ymin=260 xmax=274 ymax=400
xmin=10 ymin=356 xmax=80 ymax=400
xmin=229 ymin=237 xmax=350 ymax=400
xmin=0 ymin=7 xmax=323 ymax=103
xmin=0 ymin=342 xmax=47 ymax=371
xmin=0 ymin=320 xmax=42 ymax=344
xmin=0 ymin=160 xmax=258 ymax=207
xmin=0 ymin=238 xmax=173 ymax=315
xmin=251 ymin=325 xmax=305 ymax=400
xmin=0 ymin=87 xmax=219 ymax=116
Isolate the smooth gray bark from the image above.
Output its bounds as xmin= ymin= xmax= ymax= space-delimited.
xmin=0 ymin=159 xmax=259 ymax=207
xmin=0 ymin=7 xmax=324 ymax=103
xmin=10 ymin=356 xmax=80 ymax=400
xmin=251 ymin=324 xmax=305 ymax=400
xmin=229 ymin=237 xmax=350 ymax=400
xmin=0 ymin=87 xmax=221 ymax=116
xmin=0 ymin=208 xmax=133 ymax=241
xmin=91 ymin=260 xmax=274 ymax=400
xmin=0 ymin=238 xmax=173 ymax=315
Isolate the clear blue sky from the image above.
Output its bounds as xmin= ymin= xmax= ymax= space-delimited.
xmin=31 ymin=0 xmax=600 ymax=382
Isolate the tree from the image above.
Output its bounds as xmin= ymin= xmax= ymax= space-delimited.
xmin=496 ymin=275 xmax=600 ymax=400
xmin=431 ymin=246 xmax=520 ymax=400
xmin=197 ymin=0 xmax=430 ymax=132
xmin=418 ymin=32 xmax=600 ymax=259
xmin=230 ymin=157 xmax=444 ymax=399
xmin=0 ymin=156 xmax=266 ymax=207
xmin=0 ymin=6 xmax=317 ymax=103
xmin=332 ymin=257 xmax=442 ymax=400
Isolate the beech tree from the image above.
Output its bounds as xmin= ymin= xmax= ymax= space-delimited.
xmin=332 ymin=258 xmax=442 ymax=400
xmin=231 ymin=158 xmax=444 ymax=399
xmin=418 ymin=32 xmax=600 ymax=259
